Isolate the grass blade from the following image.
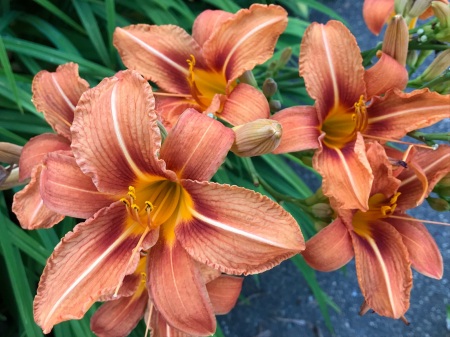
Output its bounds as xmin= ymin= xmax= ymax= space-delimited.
xmin=33 ymin=0 xmax=85 ymax=34
xmin=0 ymin=35 xmax=22 ymax=112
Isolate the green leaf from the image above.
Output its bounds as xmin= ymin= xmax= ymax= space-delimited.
xmin=0 ymin=35 xmax=23 ymax=112
xmin=33 ymin=0 xmax=85 ymax=34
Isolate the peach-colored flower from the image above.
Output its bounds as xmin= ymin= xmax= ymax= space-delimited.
xmin=34 ymin=70 xmax=304 ymax=335
xmin=272 ymin=20 xmax=450 ymax=211
xmin=12 ymin=63 xmax=111 ymax=229
xmin=113 ymin=4 xmax=287 ymax=128
xmin=91 ymin=257 xmax=243 ymax=337
xmin=303 ymin=142 xmax=450 ymax=320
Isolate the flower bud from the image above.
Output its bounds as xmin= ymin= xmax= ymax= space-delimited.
xmin=276 ymin=47 xmax=293 ymax=69
xmin=311 ymin=203 xmax=334 ymax=220
xmin=417 ymin=49 xmax=450 ymax=81
xmin=269 ymin=99 xmax=282 ymax=112
xmin=0 ymin=142 xmax=22 ymax=165
xmin=238 ymin=70 xmax=258 ymax=87
xmin=231 ymin=119 xmax=282 ymax=157
xmin=432 ymin=1 xmax=450 ymax=28
xmin=434 ymin=173 xmax=450 ymax=197
xmin=0 ymin=166 xmax=22 ymax=190
xmin=427 ymin=196 xmax=450 ymax=211
xmin=262 ymin=78 xmax=278 ymax=98
xmin=395 ymin=0 xmax=414 ymax=16
xmin=382 ymin=15 xmax=409 ymax=66
xmin=408 ymin=0 xmax=433 ymax=17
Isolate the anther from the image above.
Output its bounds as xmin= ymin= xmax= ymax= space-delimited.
xmin=145 ymin=201 xmax=154 ymax=212
xmin=120 ymin=198 xmax=130 ymax=207
xmin=131 ymin=204 xmax=140 ymax=212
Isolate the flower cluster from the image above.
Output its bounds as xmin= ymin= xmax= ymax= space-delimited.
xmin=6 ymin=2 xmax=450 ymax=336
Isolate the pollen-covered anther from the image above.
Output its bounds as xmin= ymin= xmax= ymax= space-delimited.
xmin=353 ymin=95 xmax=368 ymax=131
xmin=128 ymin=186 xmax=137 ymax=203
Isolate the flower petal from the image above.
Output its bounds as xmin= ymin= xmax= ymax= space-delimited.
xmin=351 ymin=220 xmax=412 ymax=318
xmin=202 ymin=4 xmax=288 ymax=84
xmin=363 ymin=0 xmax=394 ymax=35
xmin=148 ymin=240 xmax=216 ymax=336
xmin=220 ymin=83 xmax=270 ymax=126
xmin=396 ymin=145 xmax=450 ymax=210
xmin=72 ymin=70 xmax=172 ymax=195
xmin=366 ymin=88 xmax=450 ymax=140
xmin=314 ymin=134 xmax=373 ymax=211
xmin=32 ymin=63 xmax=89 ymax=139
xmin=40 ymin=152 xmax=116 ymax=219
xmin=206 ymin=275 xmax=243 ymax=315
xmin=160 ymin=109 xmax=234 ymax=181
xmin=113 ymin=25 xmax=203 ymax=93
xmin=91 ymin=289 xmax=148 ymax=337
xmin=299 ymin=20 xmax=365 ymax=121
xmin=389 ymin=216 xmax=443 ymax=279
xmin=18 ymin=133 xmax=70 ymax=181
xmin=303 ymin=218 xmax=354 ymax=271
xmin=34 ymin=202 xmax=148 ymax=333
xmin=364 ymin=53 xmax=408 ymax=99
xmin=156 ymin=95 xmax=201 ymax=130
xmin=271 ymin=106 xmax=320 ymax=154
xmin=177 ymin=180 xmax=305 ymax=275
xmin=192 ymin=9 xmax=234 ymax=47
xmin=148 ymin=303 xmax=192 ymax=337
xmin=12 ymin=165 xmax=65 ymax=230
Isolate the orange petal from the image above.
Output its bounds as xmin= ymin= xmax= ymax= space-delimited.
xmin=18 ymin=133 xmax=70 ymax=181
xmin=40 ymin=152 xmax=115 ymax=219
xmin=389 ymin=216 xmax=443 ymax=279
xmin=314 ymin=134 xmax=373 ymax=211
xmin=364 ymin=53 xmax=408 ymax=99
xmin=220 ymin=83 xmax=270 ymax=126
xmin=206 ymin=275 xmax=243 ymax=315
xmin=192 ymin=9 xmax=234 ymax=47
xmin=72 ymin=70 xmax=172 ymax=195
xmin=363 ymin=0 xmax=394 ymax=35
xmin=299 ymin=21 xmax=365 ymax=121
xmin=351 ymin=220 xmax=412 ymax=318
xmin=148 ymin=303 xmax=192 ymax=337
xmin=160 ymin=109 xmax=234 ymax=181
xmin=147 ymin=240 xmax=216 ymax=336
xmin=32 ymin=63 xmax=89 ymax=140
xmin=271 ymin=106 xmax=320 ymax=154
xmin=177 ymin=180 xmax=305 ymax=275
xmin=303 ymin=218 xmax=354 ymax=271
xmin=113 ymin=25 xmax=204 ymax=94
xmin=34 ymin=202 xmax=148 ymax=333
xmin=156 ymin=95 xmax=201 ymax=131
xmin=202 ymin=4 xmax=287 ymax=84
xmin=12 ymin=165 xmax=65 ymax=230
xmin=396 ymin=145 xmax=450 ymax=210
xmin=91 ymin=289 xmax=148 ymax=337
xmin=366 ymin=88 xmax=450 ymax=140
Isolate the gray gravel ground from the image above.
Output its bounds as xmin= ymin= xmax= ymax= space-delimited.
xmin=219 ymin=1 xmax=450 ymax=336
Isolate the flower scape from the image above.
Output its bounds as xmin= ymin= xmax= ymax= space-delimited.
xmin=1 ymin=1 xmax=450 ymax=336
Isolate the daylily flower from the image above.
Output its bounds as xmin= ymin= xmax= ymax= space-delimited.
xmin=363 ymin=0 xmax=449 ymax=35
xmin=303 ymin=142 xmax=450 ymax=320
xmin=272 ymin=20 xmax=450 ymax=210
xmin=11 ymin=63 xmax=109 ymax=229
xmin=35 ymin=70 xmax=305 ymax=335
xmin=91 ymin=257 xmax=243 ymax=337
xmin=113 ymin=4 xmax=287 ymax=128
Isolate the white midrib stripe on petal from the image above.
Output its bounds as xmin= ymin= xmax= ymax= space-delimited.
xmin=111 ymin=83 xmax=147 ymax=180
xmin=50 ymin=73 xmax=73 ymax=127
xmin=189 ymin=207 xmax=288 ymax=248
xmin=321 ymin=25 xmax=340 ymax=109
xmin=120 ymin=28 xmax=188 ymax=76
xmin=43 ymin=222 xmax=138 ymax=327
xmin=222 ymin=17 xmax=283 ymax=75
xmin=368 ymin=105 xmax=449 ymax=123
xmin=365 ymin=235 xmax=399 ymax=318
xmin=400 ymin=153 xmax=450 ymax=187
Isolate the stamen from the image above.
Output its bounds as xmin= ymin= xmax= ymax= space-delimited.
xmin=128 ymin=186 xmax=136 ymax=204
xmin=113 ymin=227 xmax=150 ymax=297
xmin=153 ymin=92 xmax=192 ymax=98
xmin=144 ymin=304 xmax=153 ymax=337
xmin=361 ymin=134 xmax=437 ymax=149
xmin=353 ymin=95 xmax=368 ymax=131
xmin=400 ymin=315 xmax=410 ymax=326
xmin=120 ymin=198 xmax=130 ymax=207
xmin=389 ymin=214 xmax=450 ymax=226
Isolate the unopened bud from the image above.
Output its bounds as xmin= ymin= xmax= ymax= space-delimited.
xmin=382 ymin=15 xmax=409 ymax=66
xmin=276 ymin=47 xmax=293 ymax=69
xmin=427 ymin=196 xmax=450 ymax=211
xmin=406 ymin=50 xmax=419 ymax=68
xmin=238 ymin=70 xmax=258 ymax=87
xmin=409 ymin=0 xmax=433 ymax=17
xmin=0 ymin=142 xmax=22 ymax=165
xmin=231 ymin=119 xmax=282 ymax=157
xmin=314 ymin=220 xmax=329 ymax=231
xmin=434 ymin=173 xmax=450 ymax=196
xmin=311 ymin=203 xmax=333 ymax=220
xmin=432 ymin=1 xmax=450 ymax=28
xmin=0 ymin=166 xmax=22 ymax=190
xmin=418 ymin=49 xmax=450 ymax=81
xmin=269 ymin=99 xmax=282 ymax=111
xmin=395 ymin=0 xmax=414 ymax=16
xmin=262 ymin=78 xmax=278 ymax=98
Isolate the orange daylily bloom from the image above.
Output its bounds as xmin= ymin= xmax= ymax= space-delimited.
xmin=303 ymin=142 xmax=450 ymax=319
xmin=12 ymin=63 xmax=112 ymax=229
xmin=272 ymin=20 xmax=450 ymax=210
xmin=34 ymin=70 xmax=305 ymax=335
xmin=91 ymin=257 xmax=243 ymax=337
xmin=113 ymin=4 xmax=287 ymax=128
xmin=363 ymin=0 xmax=449 ymax=35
